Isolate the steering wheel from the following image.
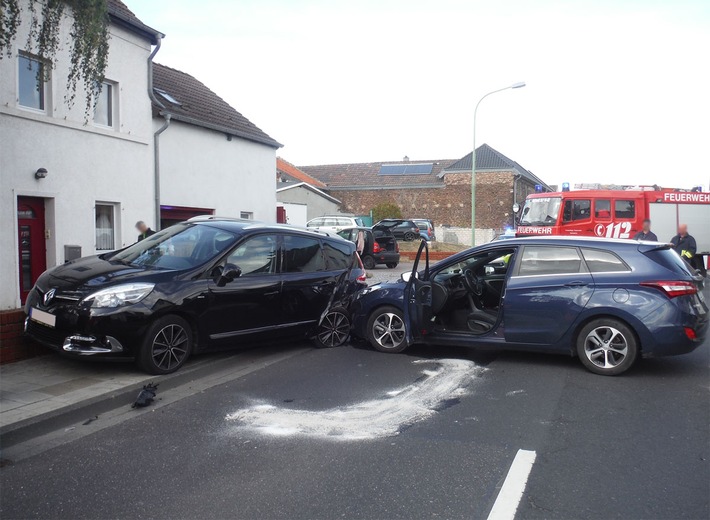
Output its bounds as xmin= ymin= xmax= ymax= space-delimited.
xmin=463 ymin=268 xmax=484 ymax=296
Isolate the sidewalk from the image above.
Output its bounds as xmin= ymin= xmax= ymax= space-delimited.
xmin=0 ymin=355 xmax=155 ymax=429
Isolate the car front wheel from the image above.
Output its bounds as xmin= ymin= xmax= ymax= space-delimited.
xmin=137 ymin=315 xmax=193 ymax=375
xmin=366 ymin=306 xmax=408 ymax=353
xmin=576 ymin=318 xmax=638 ymax=376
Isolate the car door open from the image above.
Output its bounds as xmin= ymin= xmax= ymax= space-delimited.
xmin=403 ymin=240 xmax=433 ymax=344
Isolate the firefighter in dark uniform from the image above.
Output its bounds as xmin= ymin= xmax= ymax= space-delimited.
xmin=136 ymin=221 xmax=156 ymax=242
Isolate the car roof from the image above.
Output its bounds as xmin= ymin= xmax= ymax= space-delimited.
xmin=191 ymin=219 xmax=354 ymax=245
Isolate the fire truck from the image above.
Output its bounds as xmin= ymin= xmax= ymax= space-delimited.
xmin=516 ymin=188 xmax=710 ymax=267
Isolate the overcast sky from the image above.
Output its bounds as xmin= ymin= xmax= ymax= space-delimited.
xmin=129 ymin=0 xmax=709 ymax=190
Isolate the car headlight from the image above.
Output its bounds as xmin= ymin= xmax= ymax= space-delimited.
xmin=82 ymin=283 xmax=155 ymax=308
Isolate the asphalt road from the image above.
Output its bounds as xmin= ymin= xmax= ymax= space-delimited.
xmin=1 ymin=311 xmax=708 ymax=518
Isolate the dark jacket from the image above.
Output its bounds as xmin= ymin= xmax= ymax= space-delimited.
xmin=670 ymin=233 xmax=697 ymax=258
xmin=633 ymin=230 xmax=658 ymax=241
xmin=138 ymin=229 xmax=156 ymax=242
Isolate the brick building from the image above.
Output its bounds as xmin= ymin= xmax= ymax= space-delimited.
xmin=300 ymin=144 xmax=551 ymax=244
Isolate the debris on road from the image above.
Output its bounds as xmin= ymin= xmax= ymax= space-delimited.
xmin=132 ymin=383 xmax=159 ymax=408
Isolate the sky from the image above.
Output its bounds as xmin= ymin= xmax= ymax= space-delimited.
xmin=128 ymin=0 xmax=710 ymax=190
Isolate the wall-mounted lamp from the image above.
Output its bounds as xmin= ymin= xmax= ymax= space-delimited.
xmin=35 ymin=168 xmax=48 ymax=180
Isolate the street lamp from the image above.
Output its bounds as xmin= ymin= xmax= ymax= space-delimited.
xmin=471 ymin=81 xmax=526 ymax=245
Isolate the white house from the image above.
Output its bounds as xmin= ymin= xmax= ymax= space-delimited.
xmin=0 ymin=0 xmax=162 ymax=310
xmin=0 ymin=0 xmax=280 ymax=313
xmin=276 ymin=157 xmax=341 ymax=226
xmin=151 ymin=63 xmax=281 ymax=227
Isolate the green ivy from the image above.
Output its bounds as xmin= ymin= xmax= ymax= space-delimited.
xmin=1 ymin=0 xmax=109 ymax=119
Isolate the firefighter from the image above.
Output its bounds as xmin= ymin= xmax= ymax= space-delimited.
xmin=633 ymin=219 xmax=658 ymax=241
xmin=670 ymin=224 xmax=697 ymax=264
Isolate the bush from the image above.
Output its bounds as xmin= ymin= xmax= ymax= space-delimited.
xmin=371 ymin=202 xmax=402 ymax=223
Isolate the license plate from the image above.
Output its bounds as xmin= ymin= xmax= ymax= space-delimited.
xmin=30 ymin=307 xmax=56 ymax=328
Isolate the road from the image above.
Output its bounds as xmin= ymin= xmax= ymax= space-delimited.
xmin=1 ymin=291 xmax=708 ymax=519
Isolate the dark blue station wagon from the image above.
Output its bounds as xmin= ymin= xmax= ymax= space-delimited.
xmin=351 ymin=237 xmax=708 ymax=375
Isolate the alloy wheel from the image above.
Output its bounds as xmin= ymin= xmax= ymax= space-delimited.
xmin=317 ymin=311 xmax=350 ymax=347
xmin=372 ymin=312 xmax=406 ymax=349
xmin=583 ymin=326 xmax=629 ymax=369
xmin=151 ymin=324 xmax=189 ymax=371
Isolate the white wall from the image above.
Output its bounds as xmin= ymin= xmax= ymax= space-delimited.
xmin=156 ymin=120 xmax=277 ymax=223
xmin=276 ymin=185 xmax=341 ymax=221
xmin=0 ymin=2 xmax=155 ymax=309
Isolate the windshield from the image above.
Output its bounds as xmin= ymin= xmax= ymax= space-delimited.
xmin=519 ymin=197 xmax=562 ymax=226
xmin=111 ymin=223 xmax=238 ymax=270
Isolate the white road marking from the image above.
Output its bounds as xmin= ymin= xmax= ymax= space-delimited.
xmin=225 ymin=359 xmax=484 ymax=440
xmin=487 ymin=449 xmax=537 ymax=520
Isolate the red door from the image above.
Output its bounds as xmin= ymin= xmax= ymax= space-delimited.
xmin=17 ymin=197 xmax=46 ymax=304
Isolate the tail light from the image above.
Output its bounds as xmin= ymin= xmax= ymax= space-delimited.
xmin=356 ymin=254 xmax=367 ymax=284
xmin=640 ymin=280 xmax=698 ymax=298
xmin=684 ymin=327 xmax=697 ymax=340
xmin=373 ymin=241 xmax=381 ymax=253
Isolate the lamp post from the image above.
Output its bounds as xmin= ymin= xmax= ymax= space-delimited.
xmin=471 ymin=81 xmax=526 ymax=245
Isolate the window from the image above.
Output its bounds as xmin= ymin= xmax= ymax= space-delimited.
xmin=614 ymin=200 xmax=635 ymax=219
xmin=240 ymin=212 xmax=253 ymax=220
xmin=283 ymin=235 xmax=325 ymax=273
xmin=337 ymin=218 xmax=351 ymax=227
xmin=93 ymin=82 xmax=113 ymax=127
xmin=595 ymin=199 xmax=611 ymax=219
xmin=154 ymin=88 xmax=182 ymax=106
xmin=323 ymin=241 xmax=352 ymax=270
xmin=519 ymin=246 xmax=584 ymax=276
xmin=323 ymin=218 xmax=337 ymax=227
xmin=307 ymin=218 xmax=323 ymax=228
xmin=95 ymin=204 xmax=116 ymax=250
xmin=562 ymin=199 xmax=591 ymax=222
xmin=18 ymin=55 xmax=46 ymax=111
xmin=581 ymin=248 xmax=629 ymax=273
xmin=226 ymin=235 xmax=276 ymax=275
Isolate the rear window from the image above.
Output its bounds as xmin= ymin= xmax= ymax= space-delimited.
xmin=323 ymin=241 xmax=352 ymax=270
xmin=283 ymin=235 xmax=325 ymax=273
xmin=519 ymin=246 xmax=584 ymax=276
xmin=643 ymin=248 xmax=693 ymax=277
xmin=581 ymin=248 xmax=629 ymax=272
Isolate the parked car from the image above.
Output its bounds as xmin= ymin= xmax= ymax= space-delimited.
xmin=351 ymin=237 xmax=708 ymax=375
xmin=338 ymin=225 xmax=400 ymax=269
xmin=375 ymin=219 xmax=421 ymax=242
xmin=413 ymin=219 xmax=436 ymax=242
xmin=25 ymin=220 xmax=367 ymax=374
xmin=307 ymin=215 xmax=365 ymax=233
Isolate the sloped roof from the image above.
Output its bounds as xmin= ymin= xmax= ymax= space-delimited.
xmin=277 ymin=182 xmax=341 ymax=204
xmin=299 ymin=159 xmax=458 ymax=189
xmin=152 ymin=63 xmax=281 ymax=149
xmin=442 ymin=143 xmax=551 ymax=190
xmin=277 ymin=158 xmax=326 ymax=188
xmin=107 ymin=0 xmax=162 ymax=43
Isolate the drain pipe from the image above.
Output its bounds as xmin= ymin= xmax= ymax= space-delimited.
xmin=147 ymin=35 xmax=169 ymax=231
xmin=512 ymin=173 xmax=521 ymax=227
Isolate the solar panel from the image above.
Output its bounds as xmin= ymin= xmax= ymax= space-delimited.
xmin=379 ymin=163 xmax=433 ymax=175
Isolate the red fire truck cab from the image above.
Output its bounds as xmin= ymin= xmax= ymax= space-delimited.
xmin=517 ymin=189 xmax=710 ymax=260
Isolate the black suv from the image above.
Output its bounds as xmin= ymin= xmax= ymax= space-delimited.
xmin=375 ymin=219 xmax=421 ymax=241
xmin=25 ymin=220 xmax=366 ymax=374
xmin=338 ymin=225 xmax=400 ymax=269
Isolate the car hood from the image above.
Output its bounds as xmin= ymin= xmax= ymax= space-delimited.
xmin=39 ymin=254 xmax=175 ymax=292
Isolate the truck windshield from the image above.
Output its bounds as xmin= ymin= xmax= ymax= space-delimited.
xmin=519 ymin=197 xmax=562 ymax=226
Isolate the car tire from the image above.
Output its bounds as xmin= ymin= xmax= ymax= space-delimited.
xmin=137 ymin=315 xmax=193 ymax=375
xmin=403 ymin=232 xmax=417 ymax=242
xmin=362 ymin=255 xmax=376 ymax=270
xmin=386 ymin=262 xmax=398 ymax=269
xmin=313 ymin=308 xmax=351 ymax=348
xmin=366 ymin=306 xmax=408 ymax=353
xmin=576 ymin=318 xmax=638 ymax=376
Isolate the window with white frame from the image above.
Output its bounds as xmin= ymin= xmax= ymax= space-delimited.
xmin=18 ymin=54 xmax=47 ymax=111
xmin=95 ymin=204 xmax=117 ymax=250
xmin=240 ymin=211 xmax=254 ymax=220
xmin=93 ymin=81 xmax=114 ymax=127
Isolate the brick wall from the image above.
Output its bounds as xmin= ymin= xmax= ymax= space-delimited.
xmin=330 ymin=170 xmax=536 ymax=230
xmin=0 ymin=309 xmax=46 ymax=364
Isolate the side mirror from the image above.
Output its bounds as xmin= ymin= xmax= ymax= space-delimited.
xmin=216 ymin=264 xmax=242 ymax=287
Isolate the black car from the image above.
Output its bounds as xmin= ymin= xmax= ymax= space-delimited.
xmin=338 ymin=225 xmax=400 ymax=269
xmin=375 ymin=219 xmax=421 ymax=242
xmin=25 ymin=220 xmax=367 ymax=374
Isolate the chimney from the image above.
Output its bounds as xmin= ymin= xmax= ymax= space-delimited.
xmin=403 ymin=155 xmax=409 ymax=162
